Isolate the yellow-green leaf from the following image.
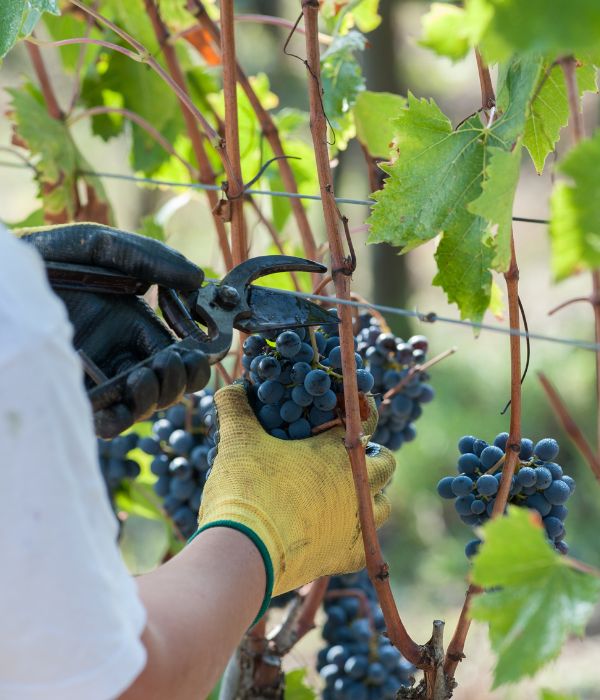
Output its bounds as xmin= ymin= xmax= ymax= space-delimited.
xmin=353 ymin=90 xmax=406 ymax=158
xmin=470 ymin=508 xmax=600 ymax=687
xmin=549 ymin=130 xmax=600 ymax=280
xmin=419 ymin=4 xmax=471 ymax=62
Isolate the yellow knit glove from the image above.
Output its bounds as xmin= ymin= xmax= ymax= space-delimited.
xmin=194 ymin=383 xmax=396 ymax=619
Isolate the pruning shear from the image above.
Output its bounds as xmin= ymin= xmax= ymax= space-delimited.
xmin=46 ymin=255 xmax=338 ymax=411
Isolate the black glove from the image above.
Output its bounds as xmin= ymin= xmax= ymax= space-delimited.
xmin=22 ymin=223 xmax=211 ymax=438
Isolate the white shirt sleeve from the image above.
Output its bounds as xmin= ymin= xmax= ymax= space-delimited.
xmin=0 ymin=227 xmax=147 ymax=700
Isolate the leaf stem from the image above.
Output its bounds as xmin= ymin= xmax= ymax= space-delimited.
xmin=300 ymin=0 xmax=424 ymax=670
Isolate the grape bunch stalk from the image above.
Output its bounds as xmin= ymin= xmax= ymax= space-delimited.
xmin=241 ymin=324 xmax=374 ymax=440
xmin=356 ymin=313 xmax=435 ymax=451
xmin=137 ymin=389 xmax=216 ymax=539
xmin=437 ymin=434 xmax=575 ymax=557
xmin=97 ymin=433 xmax=141 ymax=514
xmin=317 ymin=571 xmax=415 ymax=700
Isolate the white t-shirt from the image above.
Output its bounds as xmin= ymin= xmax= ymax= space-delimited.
xmin=0 ymin=225 xmax=147 ymax=700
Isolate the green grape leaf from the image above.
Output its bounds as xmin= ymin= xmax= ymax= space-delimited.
xmin=353 ymin=91 xmax=406 ymax=158
xmin=419 ymin=4 xmax=471 ymax=62
xmin=524 ymin=61 xmax=598 ymax=173
xmin=549 ymin=130 xmax=600 ymax=280
xmin=540 ymin=691 xmax=580 ymax=700
xmin=465 ymin=0 xmax=600 ymax=63
xmin=351 ymin=0 xmax=381 ymax=33
xmin=470 ymin=507 xmax=600 ymax=687
xmin=7 ymin=208 xmax=45 ymax=229
xmin=368 ymin=58 xmax=539 ymax=320
xmin=284 ymin=669 xmax=316 ymax=700
xmin=139 ymin=215 xmax=165 ymax=242
xmin=433 ymin=213 xmax=494 ymax=322
xmin=468 ymin=142 xmax=523 ymax=271
xmin=0 ymin=0 xmax=59 ymax=59
xmin=8 ymin=87 xmax=111 ymax=222
xmin=321 ymin=0 xmax=381 ymax=35
xmin=320 ymin=30 xmax=366 ymax=138
xmin=120 ymin=515 xmax=170 ymax=575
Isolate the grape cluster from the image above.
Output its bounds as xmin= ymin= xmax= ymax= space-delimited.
xmin=317 ymin=571 xmax=415 ymax=700
xmin=242 ymin=326 xmax=374 ymax=439
xmin=97 ymin=433 xmax=141 ymax=509
xmin=356 ymin=314 xmax=434 ymax=451
xmin=437 ymin=434 xmax=575 ymax=557
xmin=137 ymin=389 xmax=215 ymax=539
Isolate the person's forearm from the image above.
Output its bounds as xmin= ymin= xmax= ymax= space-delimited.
xmin=119 ymin=527 xmax=266 ymax=700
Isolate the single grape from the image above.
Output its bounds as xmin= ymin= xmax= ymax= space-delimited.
xmin=356 ymin=369 xmax=375 ymax=393
xmin=544 ymin=479 xmax=571 ymax=505
xmin=493 ymin=432 xmax=509 ymax=451
xmin=534 ymin=438 xmax=559 ymax=462
xmin=290 ymin=385 xmax=313 ymax=407
xmin=288 ymin=418 xmax=312 ymax=439
xmin=476 ymin=474 xmax=499 ymax=497
xmin=276 ymin=330 xmax=302 ymax=358
xmin=458 ymin=435 xmax=476 ymax=454
xmin=562 ymin=475 xmax=576 ymax=494
xmin=437 ymin=476 xmax=455 ymax=499
xmin=465 ymin=539 xmax=481 ymax=558
xmin=519 ymin=438 xmax=534 ymax=461
xmin=544 ymin=516 xmax=565 ymax=540
xmin=304 ymin=369 xmax=332 ymax=397
xmin=280 ymin=400 xmax=303 ymax=424
xmin=480 ymin=445 xmax=504 ymax=470
xmin=257 ymin=379 xmax=285 ymax=404
xmin=258 ymin=356 xmax=281 ymax=380
xmin=516 ymin=466 xmax=536 ymax=488
xmin=457 ymin=453 xmax=481 ymax=476
xmin=534 ymin=466 xmax=553 ymax=490
xmin=451 ymin=475 xmax=474 ymax=497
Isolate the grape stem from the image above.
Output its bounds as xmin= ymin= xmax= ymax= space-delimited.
xmin=25 ymin=40 xmax=63 ymax=119
xmin=379 ymin=347 xmax=457 ymax=409
xmin=311 ymin=417 xmax=343 ymax=434
xmin=300 ymin=0 xmax=424 ymax=671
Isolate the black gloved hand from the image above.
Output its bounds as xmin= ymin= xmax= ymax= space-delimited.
xmin=22 ymin=223 xmax=211 ymax=438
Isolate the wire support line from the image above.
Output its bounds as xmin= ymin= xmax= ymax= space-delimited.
xmin=265 ymin=288 xmax=600 ymax=353
xmin=0 ymin=160 xmax=551 ymax=226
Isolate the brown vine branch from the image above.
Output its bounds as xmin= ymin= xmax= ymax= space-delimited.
xmin=443 ymin=584 xmax=481 ymax=678
xmin=219 ymin=0 xmax=247 ymax=266
xmin=187 ymin=0 xmax=319 ymax=266
xmin=69 ymin=106 xmax=198 ymax=178
xmin=25 ymin=40 xmax=63 ymax=119
xmin=144 ymin=0 xmax=233 ymax=271
xmin=538 ymin=372 xmax=600 ymax=483
xmin=293 ymin=576 xmax=330 ymax=642
xmin=300 ymin=0 xmax=423 ymax=670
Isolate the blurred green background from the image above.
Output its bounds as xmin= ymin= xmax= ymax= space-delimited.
xmin=2 ymin=1 xmax=600 ymax=697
